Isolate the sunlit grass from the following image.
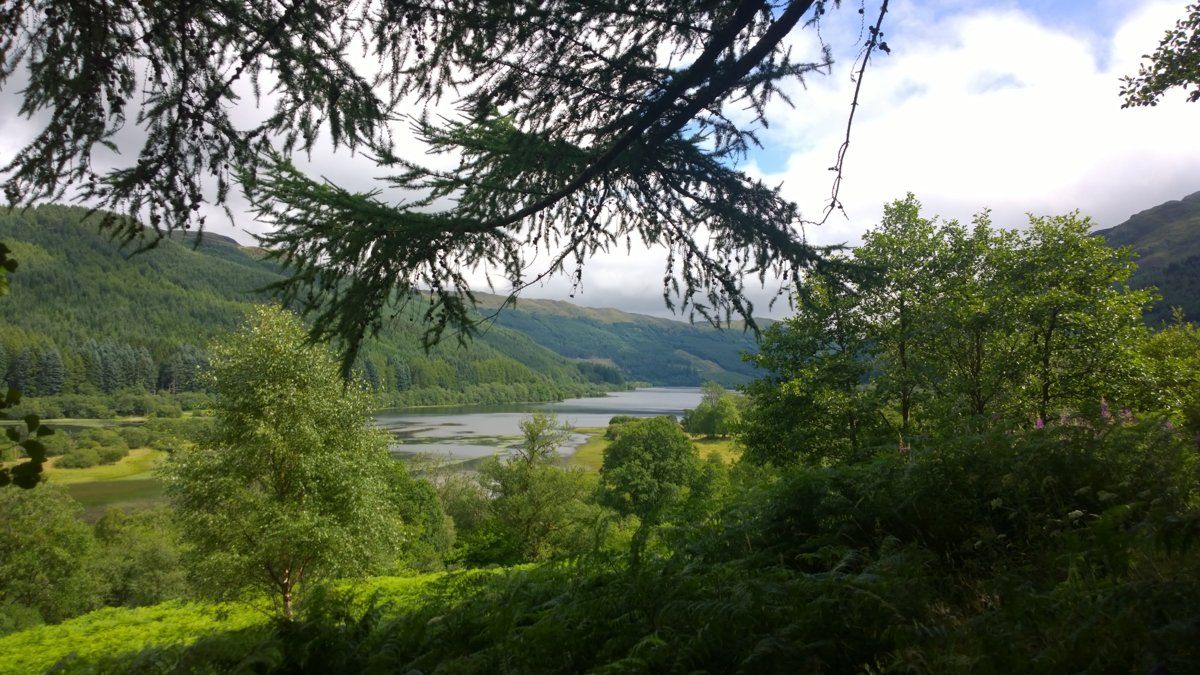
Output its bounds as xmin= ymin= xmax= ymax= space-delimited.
xmin=567 ymin=428 xmax=740 ymax=471
xmin=0 ymin=601 xmax=266 ymax=674
xmin=44 ymin=448 xmax=166 ymax=484
xmin=566 ymin=427 xmax=608 ymax=470
xmin=0 ymin=572 xmax=472 ymax=673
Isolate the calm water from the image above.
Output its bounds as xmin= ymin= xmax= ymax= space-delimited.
xmin=375 ymin=387 xmax=701 ymax=459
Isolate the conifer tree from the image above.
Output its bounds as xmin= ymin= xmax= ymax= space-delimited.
xmin=0 ymin=1 xmax=893 ymax=368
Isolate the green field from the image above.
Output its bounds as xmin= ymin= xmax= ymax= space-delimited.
xmin=45 ymin=448 xmax=165 ymax=484
xmin=567 ymin=428 xmax=739 ymax=471
xmin=64 ymin=478 xmax=166 ymax=521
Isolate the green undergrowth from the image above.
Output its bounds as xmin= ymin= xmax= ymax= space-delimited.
xmin=0 ymin=602 xmax=264 ymax=674
xmin=0 ymin=571 xmax=515 ymax=674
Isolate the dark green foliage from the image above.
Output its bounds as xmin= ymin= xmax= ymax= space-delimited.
xmin=0 ymin=487 xmax=103 ymax=633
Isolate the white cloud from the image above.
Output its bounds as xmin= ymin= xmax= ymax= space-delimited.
xmin=752 ymin=0 xmax=1200 ymax=247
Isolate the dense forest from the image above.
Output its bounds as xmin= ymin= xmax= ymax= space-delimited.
xmin=0 ymin=206 xmax=761 ymax=417
xmin=0 ymin=206 xmax=621 ymax=412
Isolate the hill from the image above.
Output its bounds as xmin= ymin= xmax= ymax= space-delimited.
xmin=1093 ymin=190 xmax=1200 ymax=324
xmin=474 ymin=294 xmax=762 ymax=386
xmin=0 ymin=206 xmax=760 ymax=408
xmin=0 ymin=205 xmax=612 ymax=407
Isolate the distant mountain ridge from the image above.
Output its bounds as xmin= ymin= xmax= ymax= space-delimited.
xmin=1093 ymin=190 xmax=1200 ymax=324
xmin=0 ymin=206 xmax=759 ymax=402
xmin=472 ymin=293 xmax=762 ymax=386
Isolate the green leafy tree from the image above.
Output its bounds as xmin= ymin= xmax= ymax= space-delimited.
xmin=854 ymin=194 xmax=940 ymax=436
xmin=1122 ymin=3 xmax=1200 ymax=107
xmin=920 ymin=213 xmax=1024 ymax=426
xmin=741 ymin=269 xmax=879 ymax=465
xmin=682 ymin=381 xmax=742 ymax=438
xmin=1014 ymin=214 xmax=1152 ymax=421
xmin=0 ymin=486 xmax=102 ymax=632
xmin=597 ymin=416 xmax=700 ymax=566
xmin=476 ymin=412 xmax=596 ymax=563
xmin=163 ymin=306 xmax=416 ymax=618
xmin=0 ymin=1 xmax=897 ymax=368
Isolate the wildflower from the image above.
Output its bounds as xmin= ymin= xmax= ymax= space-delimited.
xmin=1035 ymin=417 xmax=1044 ymax=430
xmin=1100 ymin=398 xmax=1111 ymax=421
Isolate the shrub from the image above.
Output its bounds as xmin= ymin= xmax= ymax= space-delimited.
xmin=39 ymin=432 xmax=74 ymax=457
xmin=96 ymin=446 xmax=128 ymax=465
xmin=117 ymin=426 xmax=151 ymax=449
xmin=77 ymin=429 xmax=128 ymax=451
xmin=56 ymin=447 xmax=101 ymax=469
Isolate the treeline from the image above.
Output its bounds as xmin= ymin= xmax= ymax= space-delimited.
xmin=0 ymin=336 xmax=207 ymax=398
xmin=0 ymin=205 xmax=627 ymax=414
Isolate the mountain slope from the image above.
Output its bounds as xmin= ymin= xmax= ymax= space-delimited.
xmin=0 ymin=205 xmax=760 ymax=404
xmin=473 ymin=294 xmax=763 ymax=386
xmin=1093 ymin=190 xmax=1200 ymax=324
xmin=0 ymin=205 xmax=609 ymax=404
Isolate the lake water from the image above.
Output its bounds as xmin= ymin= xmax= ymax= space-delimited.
xmin=375 ymin=387 xmax=701 ymax=460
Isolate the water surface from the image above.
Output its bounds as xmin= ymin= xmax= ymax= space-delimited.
xmin=375 ymin=387 xmax=701 ymax=459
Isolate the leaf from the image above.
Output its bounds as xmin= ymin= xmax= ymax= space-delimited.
xmin=5 ymin=427 xmax=21 ymax=443
xmin=24 ymin=414 xmax=40 ymax=432
xmin=22 ymin=439 xmax=46 ymax=463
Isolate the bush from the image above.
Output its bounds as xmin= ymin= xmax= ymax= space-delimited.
xmin=117 ymin=426 xmax=151 ymax=449
xmin=57 ymin=447 xmax=101 ymax=469
xmin=147 ymin=400 xmax=183 ymax=418
xmin=0 ymin=487 xmax=102 ymax=632
xmin=93 ymin=508 xmax=189 ymax=608
xmin=96 ymin=446 xmax=128 ymax=465
xmin=39 ymin=432 xmax=74 ymax=457
xmin=604 ymin=415 xmax=639 ymax=440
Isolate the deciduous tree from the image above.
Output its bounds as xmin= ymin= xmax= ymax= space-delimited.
xmin=163 ymin=306 xmax=416 ymax=618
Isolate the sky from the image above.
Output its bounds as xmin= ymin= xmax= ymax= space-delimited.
xmin=2 ymin=0 xmax=1198 ymax=319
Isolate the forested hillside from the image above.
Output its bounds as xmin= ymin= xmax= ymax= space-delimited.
xmin=475 ymin=295 xmax=763 ymax=385
xmin=1093 ymin=190 xmax=1200 ymax=324
xmin=0 ymin=206 xmax=617 ymax=408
